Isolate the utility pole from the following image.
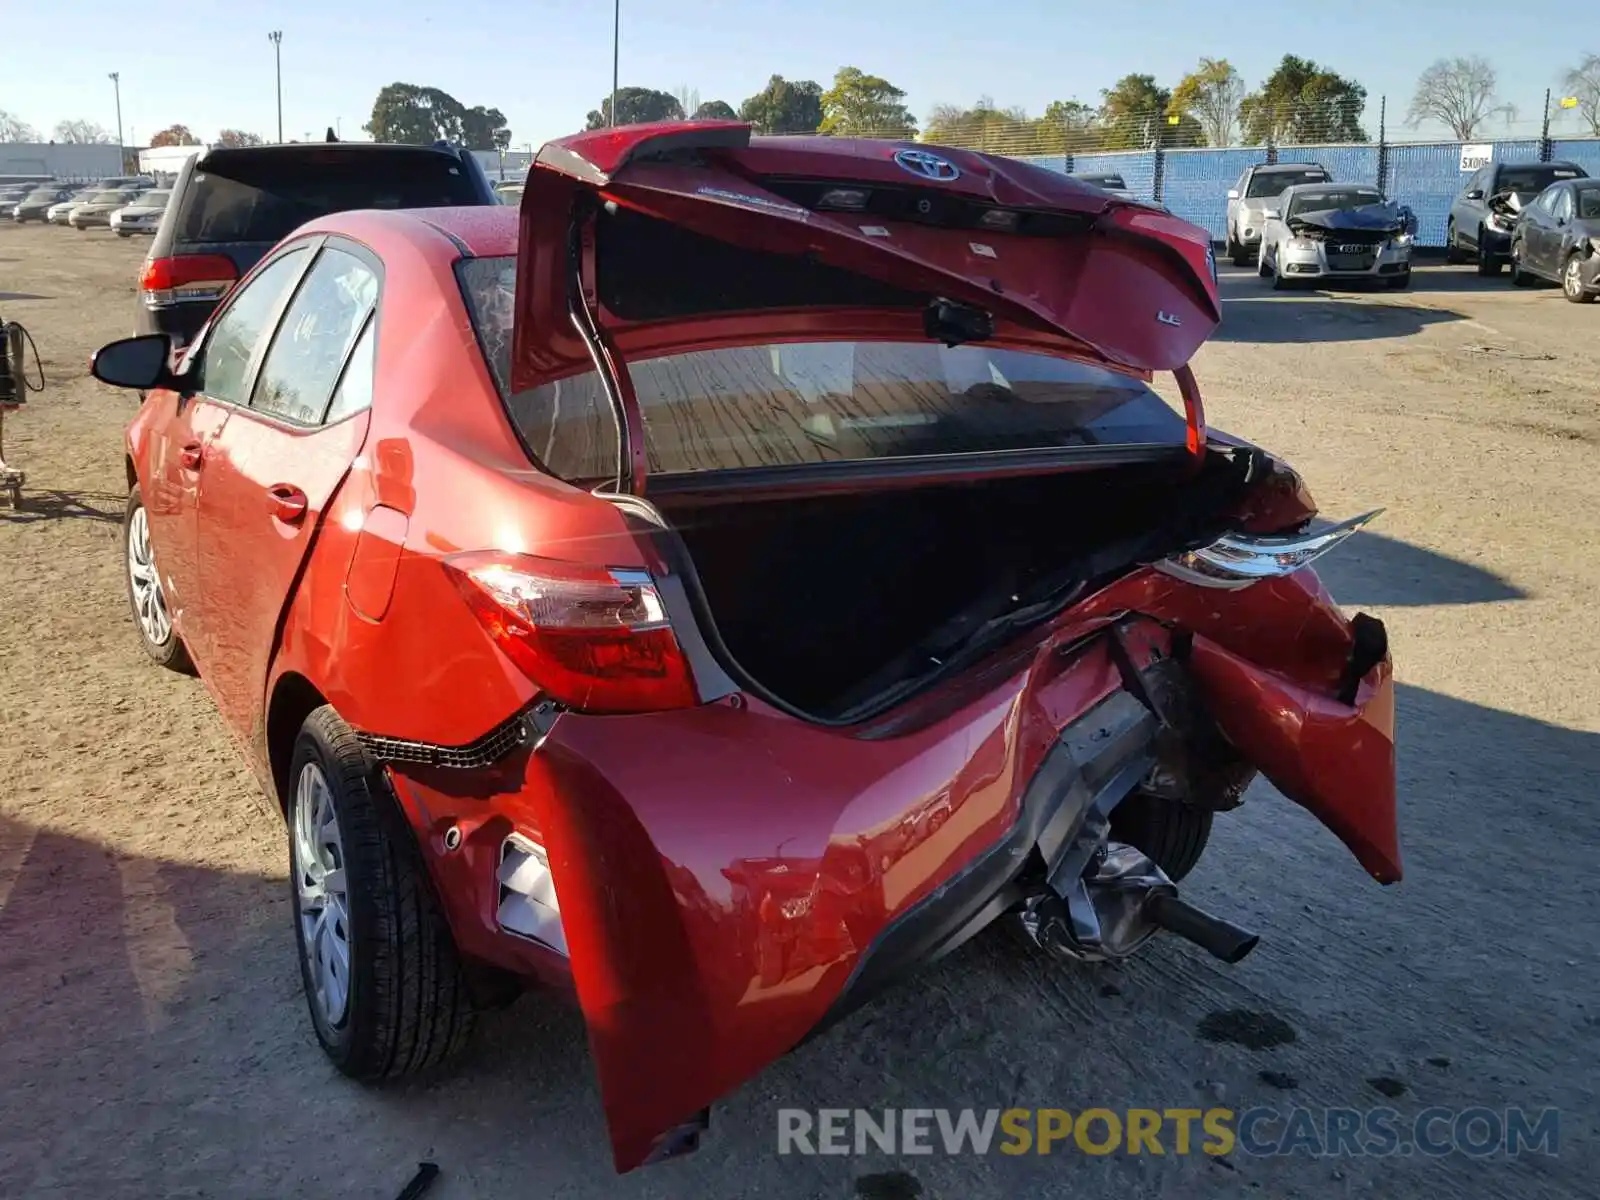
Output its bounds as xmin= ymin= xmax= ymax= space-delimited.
xmin=268 ymin=31 xmax=284 ymax=143
xmin=108 ymin=73 xmax=124 ymax=170
xmin=1540 ymin=88 xmax=1553 ymax=163
xmin=610 ymin=0 xmax=620 ymax=127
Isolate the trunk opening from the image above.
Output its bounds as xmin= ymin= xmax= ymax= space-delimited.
xmin=651 ymin=451 xmax=1257 ymax=723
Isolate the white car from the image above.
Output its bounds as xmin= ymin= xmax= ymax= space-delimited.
xmin=1257 ymin=183 xmax=1413 ymax=291
xmin=47 ymin=190 xmax=96 ymax=224
xmin=110 ymin=189 xmax=172 ymax=237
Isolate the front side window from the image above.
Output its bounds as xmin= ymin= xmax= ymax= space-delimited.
xmin=250 ymin=247 xmax=379 ymax=425
xmin=194 ymin=247 xmax=309 ymax=406
xmin=457 ymin=256 xmax=1188 ymax=483
xmin=1552 ymin=190 xmax=1575 ymax=223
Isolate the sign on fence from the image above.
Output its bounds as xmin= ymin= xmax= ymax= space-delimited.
xmin=1459 ymin=144 xmax=1493 ymax=172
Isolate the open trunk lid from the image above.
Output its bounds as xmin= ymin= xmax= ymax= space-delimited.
xmin=508 ymin=121 xmax=1220 ymax=494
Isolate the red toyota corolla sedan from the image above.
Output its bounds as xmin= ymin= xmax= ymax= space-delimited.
xmin=90 ymin=122 xmax=1400 ymax=1173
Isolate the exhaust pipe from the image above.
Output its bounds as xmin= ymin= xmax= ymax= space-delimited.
xmin=1145 ymin=891 xmax=1259 ymax=964
xmin=1020 ymin=842 xmax=1260 ymax=965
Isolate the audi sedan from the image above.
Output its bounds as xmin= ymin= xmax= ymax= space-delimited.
xmin=90 ymin=121 xmax=1399 ymax=1175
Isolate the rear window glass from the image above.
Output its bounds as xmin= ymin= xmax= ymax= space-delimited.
xmin=457 ymin=255 xmax=1187 ymax=482
xmin=1247 ymin=169 xmax=1327 ymax=197
xmin=1499 ymin=165 xmax=1585 ymax=193
xmin=175 ymin=150 xmax=482 ymax=244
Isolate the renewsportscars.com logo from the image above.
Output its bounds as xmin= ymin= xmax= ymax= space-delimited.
xmin=777 ymin=1107 xmax=1560 ymax=1159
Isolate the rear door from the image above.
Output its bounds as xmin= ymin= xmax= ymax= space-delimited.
xmin=138 ymin=244 xmax=315 ymax=646
xmin=193 ymin=239 xmax=379 ymax=738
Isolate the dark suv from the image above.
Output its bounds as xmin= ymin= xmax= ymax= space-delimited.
xmin=136 ymin=141 xmax=498 ymax=348
xmin=1446 ymin=160 xmax=1589 ymax=276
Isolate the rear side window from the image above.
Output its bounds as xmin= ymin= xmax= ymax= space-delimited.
xmin=175 ymin=149 xmax=483 ymax=245
xmin=457 ymin=256 xmax=1187 ymax=482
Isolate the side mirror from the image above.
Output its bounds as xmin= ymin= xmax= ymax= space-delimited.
xmin=1226 ymin=189 xmax=1240 ymax=200
xmin=1466 ymin=189 xmax=1484 ymax=200
xmin=91 ymin=334 xmax=180 ymax=391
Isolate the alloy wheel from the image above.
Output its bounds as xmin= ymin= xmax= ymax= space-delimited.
xmin=293 ymin=762 xmax=352 ymax=1027
xmin=126 ymin=505 xmax=172 ymax=647
xmin=1565 ymin=257 xmax=1588 ymax=301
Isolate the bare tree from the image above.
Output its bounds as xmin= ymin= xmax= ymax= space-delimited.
xmin=1407 ymin=56 xmax=1515 ymax=139
xmin=1561 ymin=53 xmax=1600 ymax=137
xmin=53 ymin=119 xmax=116 ymax=144
xmin=0 ymin=109 xmax=39 ymax=142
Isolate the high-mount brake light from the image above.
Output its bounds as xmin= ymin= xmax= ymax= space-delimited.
xmin=443 ymin=552 xmax=699 ymax=714
xmin=139 ymin=254 xmax=238 ymax=310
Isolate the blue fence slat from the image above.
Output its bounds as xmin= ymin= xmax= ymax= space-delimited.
xmin=1160 ymin=147 xmax=1263 ymax=239
xmin=1552 ymin=139 xmax=1600 ymax=176
xmin=1067 ymin=151 xmax=1158 ymax=201
xmin=1276 ymin=144 xmax=1381 ymax=187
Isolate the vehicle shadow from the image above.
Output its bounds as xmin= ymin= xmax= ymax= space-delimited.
xmin=1312 ymin=529 xmax=1528 ymax=606
xmin=1212 ymin=295 xmax=1466 ymax=343
xmin=0 ymin=489 xmax=123 ymax=525
xmin=4 ymin=675 xmax=1598 ymax=1195
xmin=0 ymin=292 xmax=50 ymax=302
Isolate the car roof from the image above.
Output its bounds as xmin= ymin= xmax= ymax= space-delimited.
xmin=1256 ymin=162 xmax=1326 ymax=172
xmin=1283 ymin=182 xmax=1376 ymax=193
xmin=298 ymin=205 xmax=519 ymax=259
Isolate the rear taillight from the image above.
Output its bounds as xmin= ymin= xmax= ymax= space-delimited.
xmin=444 ymin=552 xmax=699 ymax=714
xmin=139 ymin=254 xmax=238 ymax=309
xmin=1153 ymin=510 xmax=1382 ymax=590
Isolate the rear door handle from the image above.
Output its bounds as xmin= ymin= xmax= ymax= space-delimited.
xmin=268 ymin=483 xmax=309 ymax=524
xmin=179 ymin=441 xmax=204 ymax=470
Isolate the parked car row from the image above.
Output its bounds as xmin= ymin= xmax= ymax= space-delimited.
xmin=4 ymin=175 xmax=168 ymax=234
xmin=1447 ymin=161 xmax=1598 ymax=303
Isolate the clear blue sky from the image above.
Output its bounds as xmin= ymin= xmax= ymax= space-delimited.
xmin=6 ymin=0 xmax=1592 ymax=147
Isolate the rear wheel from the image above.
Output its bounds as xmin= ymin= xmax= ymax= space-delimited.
xmin=1230 ymin=238 xmax=1251 ymax=268
xmin=289 ymin=705 xmax=477 ymax=1080
xmin=1563 ymin=254 xmax=1596 ymax=304
xmin=1111 ymin=792 xmax=1213 ymax=883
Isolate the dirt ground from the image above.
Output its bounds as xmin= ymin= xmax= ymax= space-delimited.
xmin=1 ymin=224 xmax=1596 ymax=1199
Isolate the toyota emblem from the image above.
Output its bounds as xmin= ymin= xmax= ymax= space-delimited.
xmin=893 ymin=149 xmax=961 ymax=182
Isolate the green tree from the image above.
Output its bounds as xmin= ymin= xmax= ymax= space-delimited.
xmin=1168 ymin=58 xmax=1246 ymax=147
xmin=924 ymin=97 xmax=1043 ymax=154
xmin=1096 ymin=74 xmax=1201 ymax=149
xmin=1239 ymin=55 xmax=1368 ymax=144
xmin=215 ymin=129 xmax=264 ymax=148
xmin=149 ymin=124 xmax=200 ymax=148
xmin=737 ymin=75 xmax=824 ymax=134
xmin=462 ymin=105 xmax=511 ymax=151
xmin=366 ymin=84 xmax=463 ymax=143
xmin=585 ymin=87 xmax=685 ymax=129
xmin=692 ymin=100 xmax=739 ymax=122
xmin=819 ymin=67 xmax=917 ymax=138
xmin=1032 ymin=100 xmax=1102 ymax=154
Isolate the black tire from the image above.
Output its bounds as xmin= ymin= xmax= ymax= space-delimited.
xmin=1230 ymin=241 xmax=1251 ymax=268
xmin=1111 ymin=791 xmax=1213 ymax=883
xmin=1476 ymin=229 xmax=1502 ymax=277
xmin=289 ymin=705 xmax=477 ymax=1080
xmin=1257 ymin=246 xmax=1272 ymax=278
xmin=1387 ymin=272 xmax=1411 ymax=290
xmin=1445 ymin=221 xmax=1466 ymax=265
xmin=1270 ymin=261 xmax=1288 ymax=290
xmin=1509 ymin=243 xmax=1537 ymax=287
xmin=123 ymin=486 xmax=195 ymax=673
xmin=1562 ymin=254 xmax=1596 ymax=304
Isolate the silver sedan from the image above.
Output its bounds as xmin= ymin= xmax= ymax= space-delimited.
xmin=1258 ymin=183 xmax=1414 ymax=290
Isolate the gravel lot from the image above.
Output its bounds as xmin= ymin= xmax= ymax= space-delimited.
xmin=1 ymin=224 xmax=1596 ymax=1199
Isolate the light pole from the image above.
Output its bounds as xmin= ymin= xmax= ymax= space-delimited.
xmin=108 ymin=72 xmax=124 ymax=169
xmin=268 ymin=31 xmax=283 ymax=143
xmin=610 ymin=0 xmax=620 ymax=127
